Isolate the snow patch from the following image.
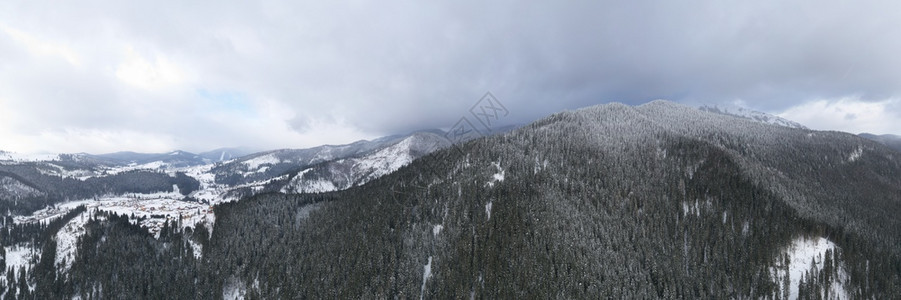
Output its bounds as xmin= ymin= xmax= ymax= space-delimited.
xmin=848 ymin=147 xmax=863 ymax=162
xmin=187 ymin=239 xmax=203 ymax=259
xmin=681 ymin=201 xmax=701 ymax=217
xmin=0 ymin=151 xmax=59 ymax=162
xmin=104 ymin=161 xmax=170 ymax=175
xmin=420 ymin=256 xmax=433 ymax=300
xmin=353 ymin=136 xmax=415 ymax=182
xmin=485 ymin=201 xmax=492 ymax=221
xmin=4 ymin=244 xmax=40 ymax=276
xmin=432 ymin=224 xmax=443 ymax=236
xmin=772 ymin=236 xmax=848 ymax=300
xmin=55 ymin=211 xmax=89 ymax=271
xmin=533 ymin=157 xmax=547 ymax=174
xmin=35 ymin=163 xmax=99 ymax=180
xmin=222 ymin=277 xmax=247 ymax=300
xmin=295 ymin=202 xmax=321 ymax=225
xmin=0 ymin=176 xmax=43 ymax=199
xmin=242 ymin=154 xmax=280 ymax=169
xmin=487 ymin=162 xmax=505 ymax=187
xmin=280 ymin=168 xmax=339 ymax=194
xmin=492 ymin=172 xmax=505 ymax=182
xmin=21 ymin=189 xmax=215 ymax=239
xmin=286 ymin=177 xmax=338 ymax=194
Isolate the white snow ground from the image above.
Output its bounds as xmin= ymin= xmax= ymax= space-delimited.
xmin=222 ymin=277 xmax=248 ymax=300
xmin=0 ymin=151 xmax=60 ymax=163
xmin=55 ymin=211 xmax=89 ymax=271
xmin=432 ymin=224 xmax=443 ymax=236
xmin=487 ymin=162 xmax=505 ymax=187
xmin=420 ymin=256 xmax=433 ymax=300
xmin=4 ymin=244 xmax=40 ymax=276
xmin=22 ymin=188 xmax=214 ymax=239
xmin=772 ymin=236 xmax=848 ymax=300
xmin=282 ymin=169 xmax=338 ymax=194
xmin=242 ymin=153 xmax=281 ymax=169
xmin=848 ymin=147 xmax=863 ymax=163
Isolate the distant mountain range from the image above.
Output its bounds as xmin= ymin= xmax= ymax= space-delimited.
xmin=0 ymin=147 xmax=255 ymax=167
xmin=696 ymin=105 xmax=901 ymax=153
xmin=0 ymin=126 xmax=519 ymax=207
xmin=88 ymin=147 xmax=257 ymax=167
xmin=859 ymin=133 xmax=901 ymax=152
xmin=698 ymin=105 xmax=808 ymax=129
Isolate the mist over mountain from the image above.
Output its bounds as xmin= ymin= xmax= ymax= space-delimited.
xmin=860 ymin=133 xmax=901 ymax=153
xmin=698 ymin=105 xmax=808 ymax=129
xmin=198 ymin=148 xmax=257 ymax=163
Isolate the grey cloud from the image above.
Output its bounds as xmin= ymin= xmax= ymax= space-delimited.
xmin=1 ymin=0 xmax=900 ymax=152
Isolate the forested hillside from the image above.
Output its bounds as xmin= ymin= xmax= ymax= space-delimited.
xmin=0 ymin=165 xmax=189 ymax=215
xmin=2 ymin=101 xmax=899 ymax=299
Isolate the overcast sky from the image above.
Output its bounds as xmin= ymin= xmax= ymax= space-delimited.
xmin=1 ymin=1 xmax=899 ymax=154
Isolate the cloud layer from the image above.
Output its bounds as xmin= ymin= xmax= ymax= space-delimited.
xmin=1 ymin=1 xmax=899 ymax=153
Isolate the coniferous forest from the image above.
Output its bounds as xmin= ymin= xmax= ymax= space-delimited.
xmin=0 ymin=102 xmax=899 ymax=299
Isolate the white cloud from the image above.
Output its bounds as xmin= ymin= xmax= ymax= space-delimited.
xmin=778 ymin=97 xmax=900 ymax=135
xmin=1 ymin=1 xmax=901 ymax=153
xmin=1 ymin=24 xmax=81 ymax=66
xmin=4 ymin=128 xmax=176 ymax=154
xmin=115 ymin=46 xmax=190 ymax=90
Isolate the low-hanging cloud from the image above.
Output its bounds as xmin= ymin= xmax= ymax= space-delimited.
xmin=1 ymin=0 xmax=899 ymax=153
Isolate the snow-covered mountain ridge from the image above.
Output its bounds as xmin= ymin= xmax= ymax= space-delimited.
xmin=698 ymin=105 xmax=808 ymax=129
xmin=280 ymin=131 xmax=452 ymax=193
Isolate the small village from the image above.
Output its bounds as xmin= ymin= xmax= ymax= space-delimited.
xmin=16 ymin=190 xmax=215 ymax=238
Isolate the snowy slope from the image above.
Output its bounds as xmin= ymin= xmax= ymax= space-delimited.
xmin=198 ymin=147 xmax=255 ymax=162
xmin=771 ymin=237 xmax=848 ymax=300
xmin=89 ymin=150 xmax=209 ymax=168
xmin=282 ymin=169 xmax=338 ymax=194
xmin=699 ymin=105 xmax=808 ymax=129
xmin=56 ymin=211 xmax=90 ymax=271
xmin=4 ymin=244 xmax=41 ymax=280
xmin=0 ymin=176 xmax=44 ymax=199
xmin=24 ymin=187 xmax=214 ymax=238
xmin=281 ymin=131 xmax=451 ymax=194
xmin=208 ymin=138 xmax=399 ymax=187
xmin=0 ymin=151 xmax=61 ymax=163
